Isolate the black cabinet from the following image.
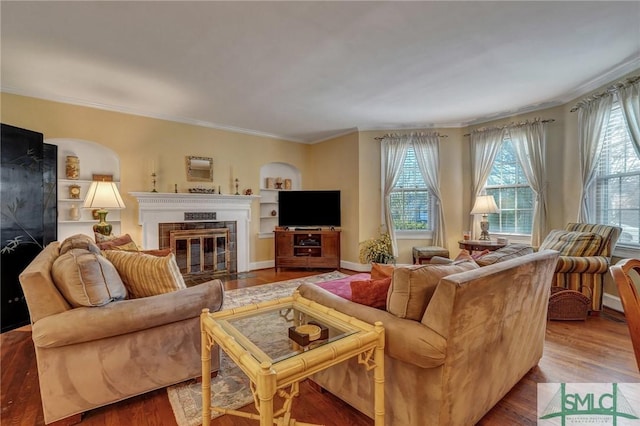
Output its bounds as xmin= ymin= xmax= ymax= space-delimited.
xmin=1 ymin=124 xmax=57 ymax=332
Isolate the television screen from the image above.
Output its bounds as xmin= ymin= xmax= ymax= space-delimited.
xmin=278 ymin=190 xmax=341 ymax=228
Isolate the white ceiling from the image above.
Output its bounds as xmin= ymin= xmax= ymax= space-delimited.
xmin=2 ymin=1 xmax=639 ymax=143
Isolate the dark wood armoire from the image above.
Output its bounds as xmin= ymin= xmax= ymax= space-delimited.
xmin=1 ymin=123 xmax=57 ymax=332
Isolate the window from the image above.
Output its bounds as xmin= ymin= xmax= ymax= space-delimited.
xmin=596 ymin=100 xmax=640 ymax=247
xmin=485 ymin=139 xmax=534 ymax=235
xmin=388 ymin=147 xmax=432 ymax=231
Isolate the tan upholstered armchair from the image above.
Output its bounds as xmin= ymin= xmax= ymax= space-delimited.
xmin=539 ymin=223 xmax=622 ymax=312
xmin=19 ymin=241 xmax=224 ymax=424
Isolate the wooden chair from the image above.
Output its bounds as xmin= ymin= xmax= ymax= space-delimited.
xmin=610 ymin=258 xmax=640 ymax=372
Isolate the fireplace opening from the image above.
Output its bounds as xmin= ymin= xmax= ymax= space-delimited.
xmin=170 ymin=229 xmax=230 ymax=275
xmin=159 ymin=221 xmax=237 ymax=275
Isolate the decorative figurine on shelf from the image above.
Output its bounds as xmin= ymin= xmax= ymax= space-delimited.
xmin=69 ymin=184 xmax=81 ymax=199
xmin=275 ymin=177 xmax=283 ymax=190
xmin=65 ymin=155 xmax=79 ymax=179
xmin=69 ymin=204 xmax=80 ymax=221
xmin=235 ymin=178 xmax=240 ymax=195
xmin=244 ymin=188 xmax=253 ymax=195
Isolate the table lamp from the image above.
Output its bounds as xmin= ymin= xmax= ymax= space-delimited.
xmin=471 ymin=195 xmax=499 ymax=241
xmin=83 ymin=181 xmax=126 ymax=236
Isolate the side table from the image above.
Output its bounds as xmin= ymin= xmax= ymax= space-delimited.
xmin=458 ymin=240 xmax=507 ymax=252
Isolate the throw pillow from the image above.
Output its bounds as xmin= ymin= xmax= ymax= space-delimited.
xmin=539 ymin=230 xmax=603 ymax=257
xmin=428 ymin=256 xmax=454 ymax=265
xmin=94 ymin=232 xmax=116 ymax=243
xmin=51 ymin=248 xmax=127 ymax=307
xmin=140 ymin=248 xmax=173 ymax=257
xmin=370 ymin=262 xmax=395 ymax=280
xmin=387 ymin=261 xmax=479 ymax=321
xmin=475 ymin=244 xmax=534 ymax=266
xmin=350 ymin=277 xmax=392 ymax=309
xmin=96 ymin=233 xmax=139 ymax=251
xmin=59 ymin=234 xmax=101 ymax=256
xmin=104 ymin=250 xmax=186 ymax=298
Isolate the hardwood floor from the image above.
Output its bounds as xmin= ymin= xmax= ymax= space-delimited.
xmin=2 ymin=268 xmax=639 ymax=426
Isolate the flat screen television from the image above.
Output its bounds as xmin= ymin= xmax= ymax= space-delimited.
xmin=278 ymin=190 xmax=341 ymax=228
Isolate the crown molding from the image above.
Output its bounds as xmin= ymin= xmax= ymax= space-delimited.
xmin=308 ymin=128 xmax=359 ymax=144
xmin=559 ymin=55 xmax=640 ymax=104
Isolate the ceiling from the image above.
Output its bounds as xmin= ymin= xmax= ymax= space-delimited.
xmin=2 ymin=1 xmax=639 ymax=143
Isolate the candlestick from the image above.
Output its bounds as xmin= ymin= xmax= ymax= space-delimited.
xmin=234 ymin=178 xmax=240 ymax=195
xmin=151 ymin=172 xmax=157 ymax=192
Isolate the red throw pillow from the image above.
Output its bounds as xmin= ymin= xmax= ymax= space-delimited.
xmin=371 ymin=263 xmax=394 ymax=280
xmin=350 ymin=277 xmax=392 ymax=309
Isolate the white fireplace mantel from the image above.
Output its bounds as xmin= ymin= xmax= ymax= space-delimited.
xmin=130 ymin=192 xmax=259 ymax=272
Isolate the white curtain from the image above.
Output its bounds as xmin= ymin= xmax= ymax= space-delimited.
xmin=618 ymin=80 xmax=640 ymax=158
xmin=510 ymin=121 xmax=549 ymax=246
xmin=382 ymin=135 xmax=411 ymax=256
xmin=469 ymin=128 xmax=505 ymax=238
xmin=413 ymin=133 xmax=447 ymax=247
xmin=577 ymin=95 xmax=614 ymax=222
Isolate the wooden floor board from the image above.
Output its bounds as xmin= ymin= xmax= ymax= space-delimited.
xmin=2 ymin=267 xmax=639 ymax=426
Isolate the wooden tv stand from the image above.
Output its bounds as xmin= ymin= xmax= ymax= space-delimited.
xmin=274 ymin=229 xmax=341 ymax=271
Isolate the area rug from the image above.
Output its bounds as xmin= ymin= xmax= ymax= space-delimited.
xmin=167 ymin=270 xmax=348 ymax=426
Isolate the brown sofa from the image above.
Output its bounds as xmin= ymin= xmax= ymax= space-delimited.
xmin=19 ymin=240 xmax=224 ymax=424
xmin=298 ymin=249 xmax=559 ymax=426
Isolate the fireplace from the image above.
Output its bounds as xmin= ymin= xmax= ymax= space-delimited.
xmin=130 ymin=192 xmax=256 ymax=272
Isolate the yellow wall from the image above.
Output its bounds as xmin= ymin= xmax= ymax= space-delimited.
xmin=308 ymin=132 xmax=360 ymax=262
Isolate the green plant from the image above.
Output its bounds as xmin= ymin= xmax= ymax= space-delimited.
xmin=359 ymin=232 xmax=395 ymax=264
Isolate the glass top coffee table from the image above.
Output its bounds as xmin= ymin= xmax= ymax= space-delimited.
xmin=200 ymin=291 xmax=385 ymax=426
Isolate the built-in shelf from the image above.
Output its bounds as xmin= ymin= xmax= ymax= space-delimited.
xmin=259 ymin=163 xmax=301 ymax=238
xmin=48 ymin=138 xmax=121 ymax=240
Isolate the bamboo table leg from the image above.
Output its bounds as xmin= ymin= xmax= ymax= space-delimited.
xmin=201 ymin=309 xmax=212 ymax=426
xmin=257 ymin=361 xmax=276 ymax=426
xmin=373 ymin=321 xmax=385 ymax=426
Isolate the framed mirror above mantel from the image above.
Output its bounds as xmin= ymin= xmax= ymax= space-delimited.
xmin=186 ymin=156 xmax=213 ymax=182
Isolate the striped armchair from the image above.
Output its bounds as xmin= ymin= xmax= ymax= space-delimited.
xmin=540 ymin=223 xmax=622 ymax=312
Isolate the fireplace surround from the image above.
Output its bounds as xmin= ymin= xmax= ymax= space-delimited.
xmin=130 ymin=192 xmax=256 ymax=272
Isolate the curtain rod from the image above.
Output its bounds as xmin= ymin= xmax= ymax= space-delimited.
xmin=374 ymin=133 xmax=448 ymax=141
xmin=463 ymin=118 xmax=555 ymax=137
xmin=570 ymin=75 xmax=639 ymax=112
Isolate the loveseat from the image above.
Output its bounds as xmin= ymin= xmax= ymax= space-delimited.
xmin=18 ymin=235 xmax=224 ymax=424
xmin=299 ymin=249 xmax=560 ymax=426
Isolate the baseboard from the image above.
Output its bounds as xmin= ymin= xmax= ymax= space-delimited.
xmin=603 ymin=292 xmax=624 ymax=313
xmin=340 ymin=260 xmax=370 ymax=272
xmin=250 ymin=259 xmax=369 ymax=272
xmin=249 ymin=260 xmax=274 ymax=271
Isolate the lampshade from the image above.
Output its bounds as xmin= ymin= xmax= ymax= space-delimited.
xmin=470 ymin=195 xmax=499 ymax=215
xmin=83 ymin=181 xmax=125 ymax=210
xmin=83 ymin=181 xmax=125 ymax=236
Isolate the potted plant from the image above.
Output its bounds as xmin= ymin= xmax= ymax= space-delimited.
xmin=359 ymin=231 xmax=395 ymax=264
